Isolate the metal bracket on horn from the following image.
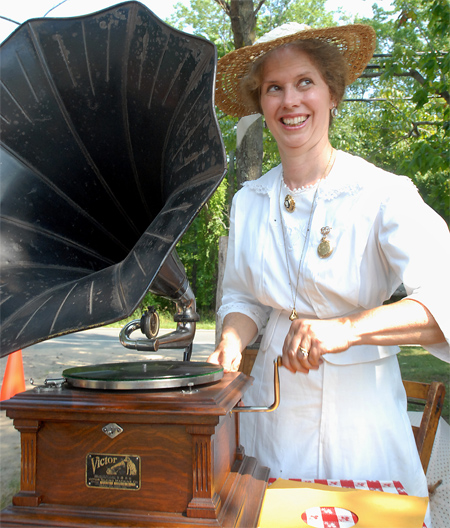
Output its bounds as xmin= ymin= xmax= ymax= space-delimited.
xmin=232 ymin=357 xmax=282 ymax=413
xmin=119 ymin=302 xmax=200 ymax=361
xmin=119 ymin=307 xmax=161 ymax=352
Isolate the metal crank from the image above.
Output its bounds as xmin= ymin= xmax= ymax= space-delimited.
xmin=232 ymin=356 xmax=282 ymax=413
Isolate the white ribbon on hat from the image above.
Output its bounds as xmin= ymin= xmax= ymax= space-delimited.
xmin=237 ymin=114 xmax=262 ymax=148
xmin=255 ymin=22 xmax=311 ymax=44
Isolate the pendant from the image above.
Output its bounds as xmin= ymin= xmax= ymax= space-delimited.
xmin=284 ymin=194 xmax=295 ymax=213
xmin=289 ymin=308 xmax=298 ymax=321
xmin=317 ymin=226 xmax=333 ymax=259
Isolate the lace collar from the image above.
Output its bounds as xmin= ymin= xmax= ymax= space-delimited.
xmin=241 ymin=150 xmax=367 ymax=201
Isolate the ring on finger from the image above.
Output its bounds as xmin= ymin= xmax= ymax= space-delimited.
xmin=298 ymin=346 xmax=309 ymax=358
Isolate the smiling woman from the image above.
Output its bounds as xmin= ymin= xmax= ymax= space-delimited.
xmin=211 ymin=21 xmax=450 ymax=528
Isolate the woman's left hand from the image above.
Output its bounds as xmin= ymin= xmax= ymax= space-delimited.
xmin=282 ymin=317 xmax=351 ymax=373
xmin=282 ymin=299 xmax=446 ymax=373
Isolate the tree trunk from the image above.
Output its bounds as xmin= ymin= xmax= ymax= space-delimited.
xmin=226 ymin=1 xmax=263 ymax=186
xmin=236 ymin=116 xmax=263 ymax=186
xmin=215 ymin=235 xmax=229 ymax=347
xmin=227 ymin=150 xmax=236 ymax=214
xmin=229 ymin=0 xmax=256 ymax=48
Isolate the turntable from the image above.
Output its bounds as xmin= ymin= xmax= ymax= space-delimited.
xmin=0 ymin=2 xmax=274 ymax=527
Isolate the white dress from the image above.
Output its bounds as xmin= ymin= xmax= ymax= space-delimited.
xmin=218 ymin=151 xmax=450 ymax=507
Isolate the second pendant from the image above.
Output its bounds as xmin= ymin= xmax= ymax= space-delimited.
xmin=284 ymin=194 xmax=295 ymax=213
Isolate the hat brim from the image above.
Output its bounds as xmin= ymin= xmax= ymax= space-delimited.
xmin=215 ymin=24 xmax=376 ymax=118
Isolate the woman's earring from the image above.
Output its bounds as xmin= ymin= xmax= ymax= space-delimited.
xmin=331 ymin=105 xmax=338 ymax=118
xmin=263 ymin=119 xmax=268 ymax=129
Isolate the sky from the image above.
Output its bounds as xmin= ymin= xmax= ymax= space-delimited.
xmin=0 ymin=0 xmax=394 ymax=44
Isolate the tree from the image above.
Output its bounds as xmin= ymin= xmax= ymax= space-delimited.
xmin=382 ymin=0 xmax=449 ymax=221
xmin=333 ymin=0 xmax=449 ymax=222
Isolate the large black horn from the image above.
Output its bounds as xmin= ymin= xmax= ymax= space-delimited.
xmin=0 ymin=1 xmax=226 ymax=357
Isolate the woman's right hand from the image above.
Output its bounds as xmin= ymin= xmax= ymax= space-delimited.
xmin=207 ymin=347 xmax=242 ymax=373
xmin=207 ymin=312 xmax=258 ymax=373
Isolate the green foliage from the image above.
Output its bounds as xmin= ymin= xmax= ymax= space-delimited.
xmin=176 ymin=179 xmax=228 ymax=312
xmin=334 ymin=0 xmax=449 ymax=223
xmin=168 ymin=0 xmax=233 ymax=56
xmin=399 ymin=346 xmax=450 ymax=422
xmin=256 ymin=0 xmax=334 ymax=34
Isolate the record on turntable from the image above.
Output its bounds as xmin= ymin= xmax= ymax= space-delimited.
xmin=63 ymin=360 xmax=224 ymax=390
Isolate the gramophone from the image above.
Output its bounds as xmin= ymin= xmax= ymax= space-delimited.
xmin=0 ymin=3 xmax=276 ymax=526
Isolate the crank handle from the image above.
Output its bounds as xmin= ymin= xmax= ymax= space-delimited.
xmin=232 ymin=356 xmax=282 ymax=413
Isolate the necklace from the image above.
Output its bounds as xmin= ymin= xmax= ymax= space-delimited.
xmin=278 ymin=148 xmax=335 ymax=321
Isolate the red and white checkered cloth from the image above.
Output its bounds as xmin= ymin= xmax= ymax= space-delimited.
xmin=267 ymin=479 xmax=427 ymax=528
xmin=268 ymin=478 xmax=408 ymax=494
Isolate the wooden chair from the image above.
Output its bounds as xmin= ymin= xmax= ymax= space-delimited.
xmin=402 ymin=380 xmax=446 ymax=473
xmin=239 ymin=347 xmax=445 ymax=474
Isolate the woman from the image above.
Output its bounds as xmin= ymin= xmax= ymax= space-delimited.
xmin=209 ymin=21 xmax=449 ymax=521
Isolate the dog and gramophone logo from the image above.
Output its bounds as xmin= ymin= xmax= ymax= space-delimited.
xmin=86 ymin=453 xmax=141 ymax=490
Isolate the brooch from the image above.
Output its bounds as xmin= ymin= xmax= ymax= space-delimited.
xmin=284 ymin=194 xmax=295 ymax=213
xmin=317 ymin=226 xmax=333 ymax=259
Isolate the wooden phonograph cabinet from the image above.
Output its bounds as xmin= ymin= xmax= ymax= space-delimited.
xmin=0 ymin=2 xmax=270 ymax=526
xmin=1 ymin=372 xmax=269 ymax=527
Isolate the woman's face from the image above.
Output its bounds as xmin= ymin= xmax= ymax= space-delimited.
xmin=260 ymin=46 xmax=335 ymax=155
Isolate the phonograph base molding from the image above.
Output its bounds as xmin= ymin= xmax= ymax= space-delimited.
xmin=0 ymin=371 xmax=269 ymax=528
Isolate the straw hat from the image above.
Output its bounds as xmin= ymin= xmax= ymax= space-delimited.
xmin=215 ymin=23 xmax=377 ymax=117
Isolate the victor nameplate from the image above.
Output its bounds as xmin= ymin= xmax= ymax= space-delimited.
xmin=86 ymin=453 xmax=141 ymax=490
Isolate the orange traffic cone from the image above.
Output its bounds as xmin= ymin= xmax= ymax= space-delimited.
xmin=1 ymin=350 xmax=26 ymax=401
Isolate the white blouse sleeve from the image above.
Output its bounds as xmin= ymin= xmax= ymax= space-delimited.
xmin=378 ymin=176 xmax=450 ymax=362
xmin=217 ymin=195 xmax=271 ymax=335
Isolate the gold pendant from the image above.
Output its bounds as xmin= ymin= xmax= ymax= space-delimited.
xmin=284 ymin=194 xmax=295 ymax=213
xmin=317 ymin=226 xmax=333 ymax=259
xmin=289 ymin=309 xmax=298 ymax=321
